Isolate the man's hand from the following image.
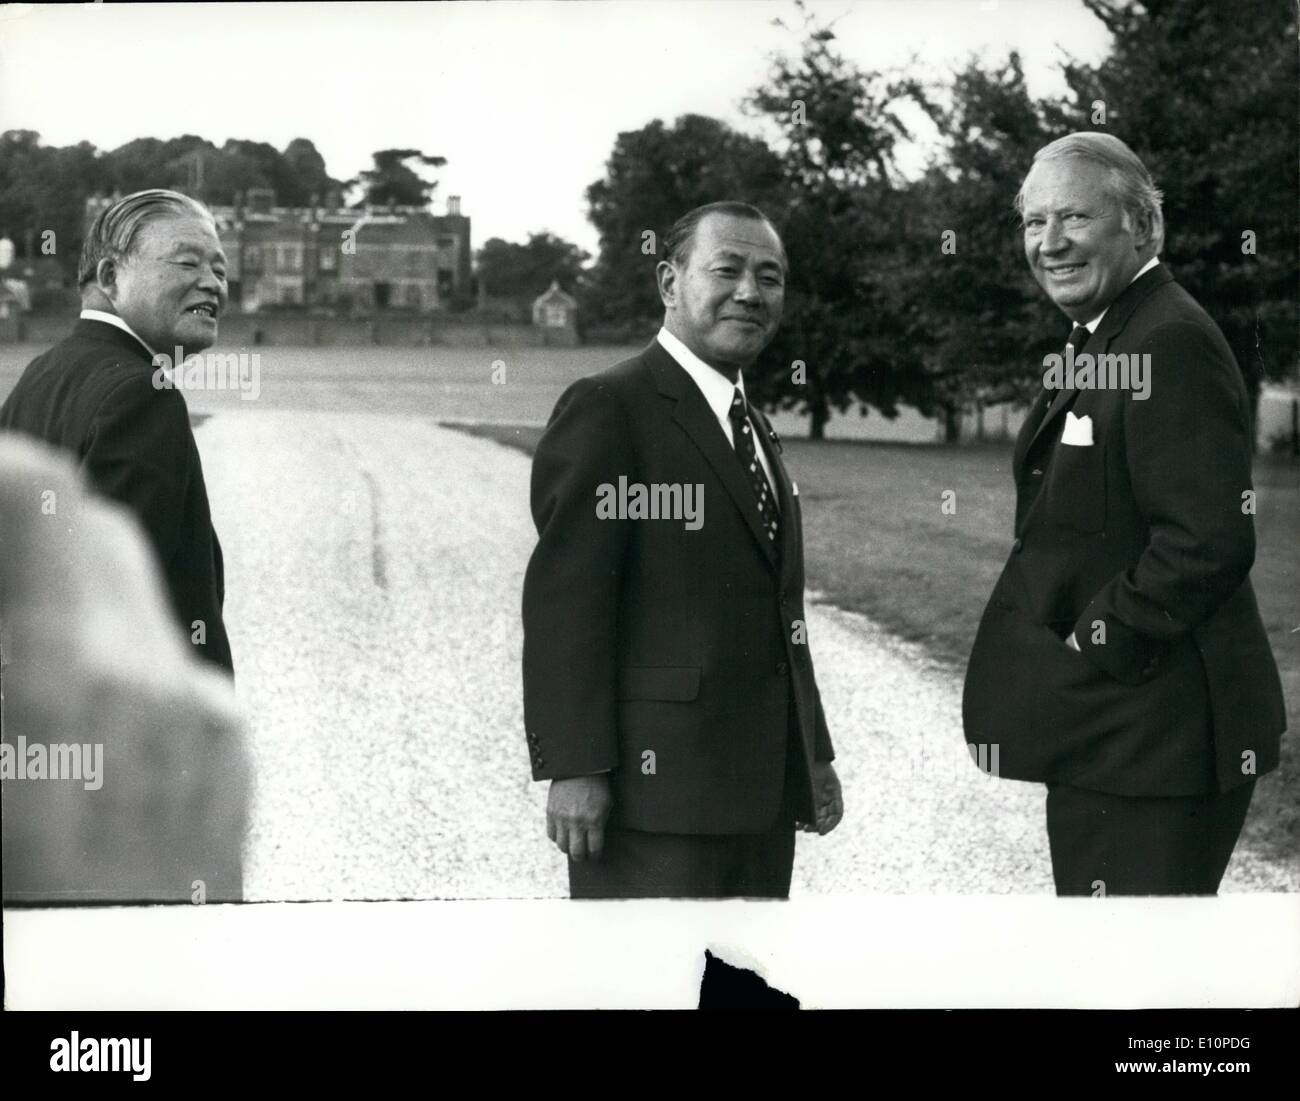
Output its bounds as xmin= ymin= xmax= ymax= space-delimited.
xmin=547 ymin=774 xmax=612 ymax=862
xmin=799 ymin=761 xmax=844 ymax=835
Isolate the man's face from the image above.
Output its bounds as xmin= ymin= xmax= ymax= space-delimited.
xmin=1021 ymin=158 xmax=1148 ymax=324
xmin=658 ymin=213 xmax=785 ymax=376
xmin=107 ymin=214 xmax=228 ymax=357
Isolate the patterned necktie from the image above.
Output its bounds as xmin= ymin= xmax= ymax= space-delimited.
xmin=728 ymin=387 xmax=780 ymax=549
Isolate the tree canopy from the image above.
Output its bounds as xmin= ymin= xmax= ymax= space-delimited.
xmin=477 ymin=232 xmax=590 ymax=319
xmin=578 ymin=0 xmax=1296 ymax=437
xmin=349 ymin=148 xmax=447 ymax=209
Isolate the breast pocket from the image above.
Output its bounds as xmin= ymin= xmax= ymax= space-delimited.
xmin=1046 ymin=440 xmax=1106 ymax=533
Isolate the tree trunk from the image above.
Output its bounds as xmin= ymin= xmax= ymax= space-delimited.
xmin=809 ymin=402 xmax=829 ymax=440
xmin=943 ymin=403 xmax=961 ymax=444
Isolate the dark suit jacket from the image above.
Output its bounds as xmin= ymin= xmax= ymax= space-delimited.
xmin=963 ymin=264 xmax=1284 ymax=795
xmin=0 ymin=319 xmax=234 ymax=676
xmin=522 ymin=339 xmax=835 ymax=834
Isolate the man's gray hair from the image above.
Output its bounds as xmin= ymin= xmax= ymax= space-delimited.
xmin=78 ymin=189 xmax=214 ymax=288
xmin=1015 ymin=132 xmax=1165 ymax=254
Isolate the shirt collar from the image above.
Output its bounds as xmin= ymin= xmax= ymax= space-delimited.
xmin=1082 ymin=256 xmax=1160 ymax=333
xmin=79 ymin=309 xmax=157 ymax=359
xmin=656 ymin=326 xmax=747 ymax=420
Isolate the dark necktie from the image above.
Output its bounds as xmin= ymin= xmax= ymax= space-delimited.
xmin=1040 ymin=323 xmax=1091 ymax=403
xmin=728 ymin=387 xmax=780 ymax=548
xmin=1065 ymin=323 xmax=1090 ymax=368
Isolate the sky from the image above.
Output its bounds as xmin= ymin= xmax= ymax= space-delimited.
xmin=0 ymin=0 xmax=1112 ymax=257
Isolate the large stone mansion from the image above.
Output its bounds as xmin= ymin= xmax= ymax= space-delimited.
xmin=84 ymin=190 xmax=472 ymax=314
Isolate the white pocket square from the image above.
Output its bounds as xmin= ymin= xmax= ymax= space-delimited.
xmin=1061 ymin=411 xmax=1094 ymax=447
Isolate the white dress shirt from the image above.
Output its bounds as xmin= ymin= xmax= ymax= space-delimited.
xmin=80 ymin=308 xmax=157 ymax=359
xmin=1081 ymin=256 xmax=1160 ymax=334
xmin=655 ymin=326 xmax=778 ymax=502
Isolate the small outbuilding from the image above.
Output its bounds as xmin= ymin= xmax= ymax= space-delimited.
xmin=531 ymin=280 xmax=579 ymax=346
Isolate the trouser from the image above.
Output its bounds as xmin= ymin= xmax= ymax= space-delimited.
xmin=1045 ymin=780 xmax=1256 ymax=896
xmin=569 ymin=721 xmax=809 ymax=899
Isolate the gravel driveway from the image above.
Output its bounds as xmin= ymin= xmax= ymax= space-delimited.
xmin=195 ymin=411 xmax=1288 ymax=899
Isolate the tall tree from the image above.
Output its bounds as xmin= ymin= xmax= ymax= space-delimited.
xmin=1054 ymin=0 xmax=1299 ymax=399
xmin=0 ymin=130 xmax=106 ymax=281
xmin=901 ymin=53 xmax=1064 ymax=439
xmin=282 ymin=138 xmax=338 ymax=205
xmin=104 ymin=135 xmax=215 ymax=197
xmin=583 ymin=113 xmax=787 ymax=333
xmin=350 ymin=148 xmax=447 ymax=209
xmin=745 ymin=1 xmax=931 ymax=437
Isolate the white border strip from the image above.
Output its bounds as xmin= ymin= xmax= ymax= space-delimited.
xmin=6 ymin=895 xmax=1299 ymax=1010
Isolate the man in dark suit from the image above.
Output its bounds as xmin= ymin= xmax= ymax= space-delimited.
xmin=522 ymin=201 xmax=843 ymax=898
xmin=963 ymin=133 xmax=1286 ymax=895
xmin=0 ymin=189 xmax=234 ymax=676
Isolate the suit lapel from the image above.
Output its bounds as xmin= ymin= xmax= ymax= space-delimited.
xmin=1023 ymin=348 xmax=1087 ymax=460
xmin=1021 ymin=263 xmax=1172 ymax=463
xmin=646 ymin=343 xmax=780 ymax=572
xmin=1013 ymin=385 xmax=1054 ymax=483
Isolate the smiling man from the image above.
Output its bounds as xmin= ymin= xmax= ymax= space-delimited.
xmin=962 ymin=134 xmax=1285 ymax=895
xmin=0 ymin=189 xmax=235 ymax=675
xmin=522 ymin=201 xmax=842 ymax=898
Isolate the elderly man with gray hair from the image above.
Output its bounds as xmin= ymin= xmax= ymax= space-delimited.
xmin=0 ymin=189 xmax=234 ymax=675
xmin=963 ymin=133 xmax=1285 ymax=895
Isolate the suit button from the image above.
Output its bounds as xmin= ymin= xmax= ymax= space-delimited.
xmin=776 ymin=661 xmax=789 ymax=675
xmin=1012 ymin=538 xmax=1023 ymax=553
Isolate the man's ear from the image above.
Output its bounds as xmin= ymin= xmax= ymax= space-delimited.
xmin=655 ymin=260 xmax=677 ymax=309
xmin=1129 ymin=206 xmax=1155 ymax=251
xmin=94 ymin=257 xmax=119 ymax=300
